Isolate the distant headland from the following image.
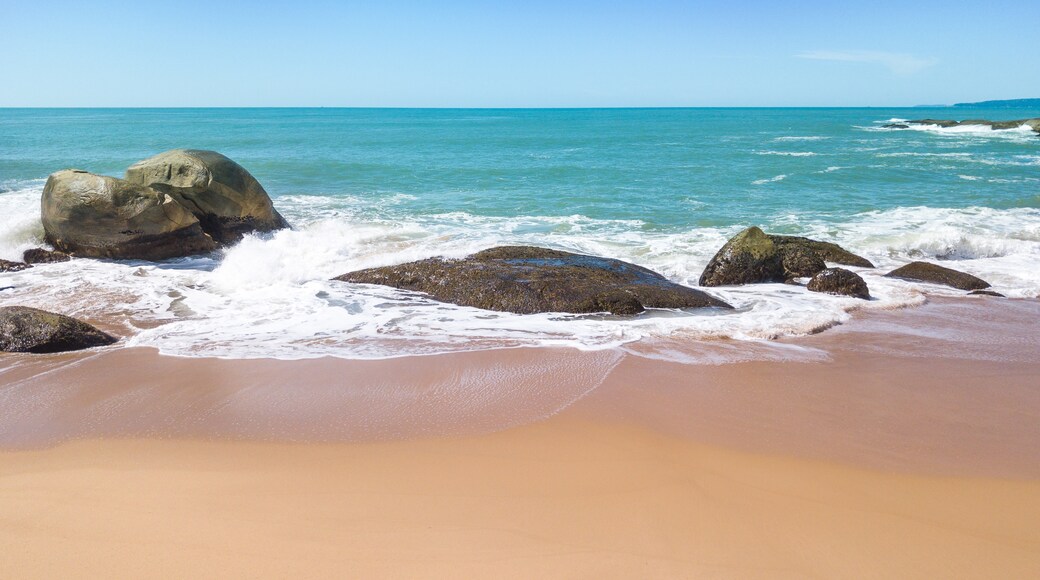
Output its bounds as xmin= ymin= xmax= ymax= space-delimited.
xmin=952 ymin=98 xmax=1040 ymax=108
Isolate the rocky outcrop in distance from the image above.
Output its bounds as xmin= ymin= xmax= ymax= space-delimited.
xmin=884 ymin=118 xmax=1040 ymax=134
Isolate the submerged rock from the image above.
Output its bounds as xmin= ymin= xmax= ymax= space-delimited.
xmin=699 ymin=227 xmax=872 ymax=287
xmin=0 ymin=306 xmax=118 ymax=353
xmin=911 ymin=118 xmax=960 ymax=128
xmin=22 ymin=248 xmax=71 ymax=264
xmin=42 ymin=170 xmax=218 ymax=260
xmin=885 ymin=261 xmax=991 ymax=291
xmin=125 ymin=149 xmax=289 ymax=244
xmin=335 ymin=245 xmax=732 ymax=315
xmin=967 ymin=290 xmax=1005 ymax=297
xmin=806 ymin=268 xmax=870 ymax=299
xmin=0 ymin=259 xmax=32 ymax=273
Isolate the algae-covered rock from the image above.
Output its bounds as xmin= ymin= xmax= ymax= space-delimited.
xmin=0 ymin=306 xmax=118 ymax=353
xmin=698 ymin=227 xmax=785 ymax=286
xmin=125 ymin=149 xmax=289 ymax=244
xmin=779 ymin=245 xmax=827 ymax=279
xmin=806 ymin=267 xmax=870 ymax=299
xmin=335 ymin=246 xmax=732 ymax=315
xmin=42 ymin=169 xmax=217 ymax=260
xmin=884 ymin=261 xmax=991 ymax=291
xmin=698 ymin=227 xmax=872 ymax=287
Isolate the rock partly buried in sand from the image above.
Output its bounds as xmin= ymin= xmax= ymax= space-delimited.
xmin=22 ymin=248 xmax=71 ymax=264
xmin=42 ymin=170 xmax=217 ymax=260
xmin=806 ymin=267 xmax=870 ymax=299
xmin=335 ymin=246 xmax=732 ymax=315
xmin=885 ymin=261 xmax=991 ymax=291
xmin=125 ymin=149 xmax=289 ymax=244
xmin=698 ymin=227 xmax=872 ymax=287
xmin=0 ymin=259 xmax=32 ymax=273
xmin=0 ymin=306 xmax=118 ymax=353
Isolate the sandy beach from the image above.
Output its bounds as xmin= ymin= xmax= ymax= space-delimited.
xmin=2 ymin=297 xmax=1039 ymax=578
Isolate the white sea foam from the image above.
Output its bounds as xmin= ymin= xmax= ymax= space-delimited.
xmin=754 ymin=150 xmax=819 ymax=156
xmin=773 ymin=136 xmax=829 ymax=142
xmin=2 ymin=184 xmax=1039 ymax=362
xmin=876 ymin=152 xmax=973 ymax=159
xmin=752 ymin=174 xmax=788 ymax=185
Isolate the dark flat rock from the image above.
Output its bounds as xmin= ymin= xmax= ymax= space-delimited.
xmin=0 ymin=306 xmax=118 ymax=353
xmin=885 ymin=261 xmax=991 ymax=291
xmin=335 ymin=246 xmax=732 ymax=315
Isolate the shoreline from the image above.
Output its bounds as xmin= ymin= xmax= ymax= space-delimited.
xmin=2 ymin=295 xmax=1038 ymax=476
xmin=2 ymin=295 xmax=1040 ymax=577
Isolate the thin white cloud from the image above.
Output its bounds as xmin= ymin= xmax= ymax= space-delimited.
xmin=796 ymin=50 xmax=937 ymax=75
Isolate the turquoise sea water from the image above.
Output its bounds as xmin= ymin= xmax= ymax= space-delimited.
xmin=1 ymin=108 xmax=1038 ymax=359
xmin=3 ymin=107 xmax=1039 ymax=224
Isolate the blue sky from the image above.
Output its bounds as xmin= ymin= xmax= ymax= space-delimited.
xmin=2 ymin=0 xmax=1037 ymax=107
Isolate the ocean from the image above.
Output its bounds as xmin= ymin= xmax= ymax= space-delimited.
xmin=1 ymin=107 xmax=1038 ymax=359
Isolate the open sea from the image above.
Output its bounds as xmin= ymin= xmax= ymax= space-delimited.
xmin=1 ymin=107 xmax=1038 ymax=359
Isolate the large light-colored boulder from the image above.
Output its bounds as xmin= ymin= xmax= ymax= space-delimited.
xmin=42 ymin=170 xmax=217 ymax=260
xmin=125 ymin=149 xmax=289 ymax=244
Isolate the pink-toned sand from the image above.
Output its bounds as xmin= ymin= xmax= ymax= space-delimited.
xmin=1 ymin=297 xmax=1039 ymax=578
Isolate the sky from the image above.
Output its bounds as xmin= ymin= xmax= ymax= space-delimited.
xmin=1 ymin=0 xmax=1037 ymax=107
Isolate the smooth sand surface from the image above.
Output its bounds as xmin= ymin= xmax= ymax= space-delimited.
xmin=2 ymin=298 xmax=1039 ymax=578
xmin=3 ymin=420 xmax=1040 ymax=579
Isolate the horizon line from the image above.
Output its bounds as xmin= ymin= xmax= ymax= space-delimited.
xmin=0 ymin=104 xmax=969 ymax=110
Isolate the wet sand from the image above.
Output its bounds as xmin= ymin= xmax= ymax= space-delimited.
xmin=2 ymin=297 xmax=1039 ymax=577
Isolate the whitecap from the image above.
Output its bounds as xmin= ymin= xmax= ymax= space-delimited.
xmin=752 ymin=174 xmax=787 ymax=185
